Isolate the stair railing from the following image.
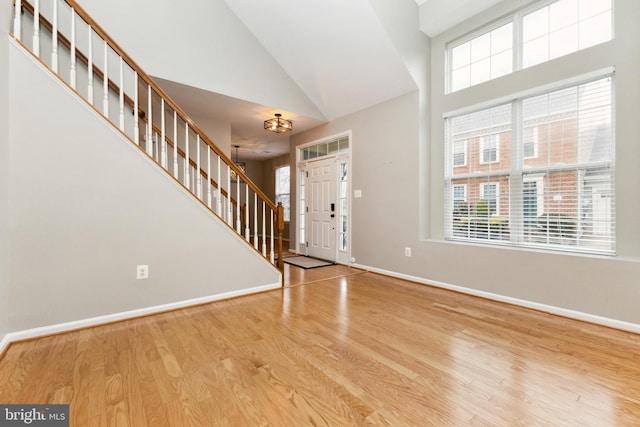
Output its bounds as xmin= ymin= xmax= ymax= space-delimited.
xmin=11 ymin=0 xmax=285 ymax=270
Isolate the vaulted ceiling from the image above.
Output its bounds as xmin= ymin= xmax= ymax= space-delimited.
xmin=77 ymin=0 xmax=503 ymax=160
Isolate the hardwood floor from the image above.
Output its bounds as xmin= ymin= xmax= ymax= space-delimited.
xmin=2 ymin=267 xmax=640 ymax=426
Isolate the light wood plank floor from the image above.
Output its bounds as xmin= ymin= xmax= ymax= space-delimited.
xmin=2 ymin=266 xmax=640 ymax=426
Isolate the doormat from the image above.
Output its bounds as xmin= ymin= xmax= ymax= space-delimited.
xmin=283 ymin=256 xmax=334 ymax=269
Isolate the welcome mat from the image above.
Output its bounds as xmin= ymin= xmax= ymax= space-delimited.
xmin=283 ymin=256 xmax=334 ymax=269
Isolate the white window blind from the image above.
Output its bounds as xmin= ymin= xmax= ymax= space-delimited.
xmin=445 ymin=74 xmax=615 ymax=254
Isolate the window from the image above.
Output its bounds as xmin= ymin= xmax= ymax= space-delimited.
xmin=450 ymin=22 xmax=513 ymax=92
xmin=480 ymin=134 xmax=500 ymax=164
xmin=523 ymin=126 xmax=539 ymax=159
xmin=447 ymin=0 xmax=612 ymax=92
xmin=275 ymin=165 xmax=290 ymax=222
xmin=522 ymin=0 xmax=612 ymax=68
xmin=453 ymin=140 xmax=467 ymax=167
xmin=339 ymin=162 xmax=348 ymax=252
xmin=480 ymin=182 xmax=499 ymax=215
xmin=445 ymin=74 xmax=615 ymax=254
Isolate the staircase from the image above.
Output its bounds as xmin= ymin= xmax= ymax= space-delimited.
xmin=11 ymin=0 xmax=285 ymax=271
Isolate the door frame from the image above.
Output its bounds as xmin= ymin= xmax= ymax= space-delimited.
xmin=296 ymin=132 xmax=352 ymax=265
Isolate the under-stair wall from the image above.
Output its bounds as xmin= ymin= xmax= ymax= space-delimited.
xmin=5 ymin=40 xmax=281 ymax=338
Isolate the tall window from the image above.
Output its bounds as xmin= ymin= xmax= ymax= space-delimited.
xmin=450 ymin=22 xmax=513 ymax=92
xmin=445 ymin=74 xmax=615 ymax=254
xmin=447 ymin=0 xmax=612 ymax=93
xmin=275 ymin=165 xmax=290 ymax=222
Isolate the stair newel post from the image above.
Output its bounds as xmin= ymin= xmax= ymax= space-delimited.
xmin=70 ymin=9 xmax=76 ymax=89
xmin=172 ymin=111 xmax=178 ymax=178
xmin=87 ymin=26 xmax=93 ymax=106
xmin=13 ymin=0 xmax=21 ymax=42
xmin=262 ymin=201 xmax=267 ymax=257
xmin=184 ymin=123 xmax=190 ymax=189
xmin=160 ymin=99 xmax=166 ymax=168
xmin=52 ymin=0 xmax=58 ymax=72
xmin=277 ymin=202 xmax=284 ymax=269
xmin=146 ymin=85 xmax=152 ymax=155
xmin=216 ymin=156 xmax=222 ymax=215
xmin=207 ymin=146 xmax=212 ymax=209
xmin=245 ymin=185 xmax=250 ymax=241
xmin=254 ymin=193 xmax=258 ymax=250
xmin=196 ymin=135 xmax=202 ymax=200
xmin=118 ymin=57 xmax=124 ymax=130
xmin=32 ymin=0 xmax=39 ymax=57
xmin=236 ymin=168 xmax=241 ymax=233
xmin=102 ymin=41 xmax=108 ymax=116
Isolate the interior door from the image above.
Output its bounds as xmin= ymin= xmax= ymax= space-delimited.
xmin=306 ymin=157 xmax=337 ymax=261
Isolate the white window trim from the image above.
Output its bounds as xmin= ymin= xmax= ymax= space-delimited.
xmin=480 ymin=182 xmax=500 ymax=215
xmin=523 ymin=126 xmax=539 ymax=159
xmin=479 ymin=134 xmax=500 ymax=164
xmin=275 ymin=165 xmax=290 ymax=222
xmin=452 ymin=184 xmax=467 ymax=205
xmin=446 ymin=0 xmax=613 ymax=94
xmin=523 ymin=175 xmax=545 ymax=217
xmin=453 ymin=140 xmax=468 ymax=167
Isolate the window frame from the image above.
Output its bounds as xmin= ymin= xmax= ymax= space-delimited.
xmin=452 ymin=140 xmax=468 ymax=167
xmin=444 ymin=72 xmax=615 ymax=255
xmin=446 ymin=0 xmax=613 ymax=94
xmin=479 ymin=134 xmax=500 ymax=164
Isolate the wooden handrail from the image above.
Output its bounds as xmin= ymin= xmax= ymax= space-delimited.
xmin=61 ymin=0 xmax=277 ymax=213
xmin=15 ymin=0 xmax=283 ymax=269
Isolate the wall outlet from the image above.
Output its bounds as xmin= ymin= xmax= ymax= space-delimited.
xmin=136 ymin=265 xmax=149 ymax=280
xmin=405 ymin=247 xmax=412 ymax=257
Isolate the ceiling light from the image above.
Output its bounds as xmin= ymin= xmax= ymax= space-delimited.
xmin=264 ymin=113 xmax=293 ymax=133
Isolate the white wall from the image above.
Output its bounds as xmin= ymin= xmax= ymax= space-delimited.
xmin=0 ymin=3 xmax=12 ymax=339
xmin=291 ymin=0 xmax=640 ymax=327
xmin=74 ymin=0 xmax=325 ymax=122
xmin=6 ymin=42 xmax=280 ymax=332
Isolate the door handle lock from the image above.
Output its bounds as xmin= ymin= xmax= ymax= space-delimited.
xmin=330 ymin=214 xmax=335 ymax=218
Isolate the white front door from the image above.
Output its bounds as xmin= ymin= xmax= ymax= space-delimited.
xmin=306 ymin=157 xmax=337 ymax=261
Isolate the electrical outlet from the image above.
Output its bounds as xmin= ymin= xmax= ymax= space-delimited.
xmin=405 ymin=247 xmax=412 ymax=257
xmin=136 ymin=265 xmax=149 ymax=280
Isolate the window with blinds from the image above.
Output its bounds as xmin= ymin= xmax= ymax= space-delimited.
xmin=444 ymin=74 xmax=615 ymax=254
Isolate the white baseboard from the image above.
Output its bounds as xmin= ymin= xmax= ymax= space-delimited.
xmin=0 ymin=282 xmax=281 ymax=357
xmin=352 ymin=263 xmax=640 ymax=335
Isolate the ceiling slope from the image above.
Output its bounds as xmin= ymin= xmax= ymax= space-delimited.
xmin=223 ymin=0 xmax=419 ymax=121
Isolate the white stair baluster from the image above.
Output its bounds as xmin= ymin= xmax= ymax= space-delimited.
xmin=216 ymin=156 xmax=222 ymax=216
xmin=33 ymin=0 xmax=39 ymax=57
xmin=254 ymin=193 xmax=258 ymax=249
xmin=270 ymin=209 xmax=275 ymax=264
xmin=245 ymin=186 xmax=250 ymax=241
xmin=196 ymin=135 xmax=202 ymax=199
xmin=160 ymin=99 xmax=166 ymax=168
xmin=236 ymin=169 xmax=241 ymax=233
xmin=13 ymin=0 xmax=21 ymax=42
xmin=70 ymin=9 xmax=76 ymax=89
xmin=133 ymin=73 xmax=139 ymax=144
xmin=87 ymin=26 xmax=93 ymax=105
xmin=173 ymin=112 xmax=178 ymax=178
xmin=185 ymin=124 xmax=190 ymax=189
xmin=227 ymin=164 xmax=232 ymax=226
xmin=262 ymin=202 xmax=267 ymax=257
xmin=51 ymin=0 xmax=58 ymax=72
xmin=102 ymin=41 xmax=109 ymax=115
xmin=146 ymin=85 xmax=152 ymax=155
xmin=118 ymin=58 xmax=124 ymax=130
xmin=207 ymin=146 xmax=212 ymax=209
